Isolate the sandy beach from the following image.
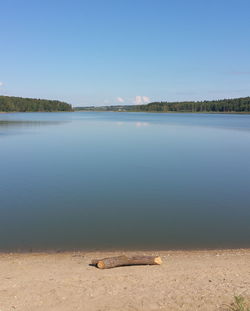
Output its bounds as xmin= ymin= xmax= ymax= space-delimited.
xmin=0 ymin=249 xmax=249 ymax=311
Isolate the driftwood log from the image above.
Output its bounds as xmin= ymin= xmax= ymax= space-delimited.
xmin=91 ymin=255 xmax=162 ymax=269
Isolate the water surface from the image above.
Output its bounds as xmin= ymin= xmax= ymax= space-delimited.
xmin=0 ymin=112 xmax=250 ymax=251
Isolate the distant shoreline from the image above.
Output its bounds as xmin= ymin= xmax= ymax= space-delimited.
xmin=1 ymin=95 xmax=250 ymax=113
xmin=74 ymin=110 xmax=250 ymax=114
xmin=75 ymin=96 xmax=250 ymax=113
xmin=1 ymin=110 xmax=250 ymax=114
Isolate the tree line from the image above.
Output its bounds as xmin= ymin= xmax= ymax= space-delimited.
xmin=0 ymin=96 xmax=72 ymax=112
xmin=76 ymin=96 xmax=250 ymax=113
xmin=133 ymin=97 xmax=250 ymax=113
xmin=2 ymin=95 xmax=250 ymax=113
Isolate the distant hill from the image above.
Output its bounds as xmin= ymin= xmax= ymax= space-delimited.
xmin=75 ymin=97 xmax=250 ymax=113
xmin=0 ymin=96 xmax=72 ymax=112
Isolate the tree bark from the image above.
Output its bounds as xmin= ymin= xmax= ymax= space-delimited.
xmin=91 ymin=255 xmax=162 ymax=269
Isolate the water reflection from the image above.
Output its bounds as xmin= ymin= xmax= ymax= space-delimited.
xmin=115 ymin=121 xmax=150 ymax=127
xmin=0 ymin=120 xmax=66 ymax=127
xmin=135 ymin=121 xmax=149 ymax=127
xmin=0 ymin=120 xmax=69 ymax=136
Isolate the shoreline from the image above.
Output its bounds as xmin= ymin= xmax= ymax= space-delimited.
xmin=1 ymin=110 xmax=250 ymax=114
xmin=1 ymin=248 xmax=250 ymax=310
xmin=75 ymin=110 xmax=250 ymax=114
xmin=1 ymin=246 xmax=250 ymax=254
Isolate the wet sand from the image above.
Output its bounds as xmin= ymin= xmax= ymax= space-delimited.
xmin=0 ymin=249 xmax=250 ymax=311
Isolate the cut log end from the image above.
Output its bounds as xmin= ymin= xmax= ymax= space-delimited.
xmin=154 ymin=256 xmax=162 ymax=265
xmin=97 ymin=261 xmax=105 ymax=269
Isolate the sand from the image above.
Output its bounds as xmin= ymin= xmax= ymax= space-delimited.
xmin=0 ymin=249 xmax=250 ymax=311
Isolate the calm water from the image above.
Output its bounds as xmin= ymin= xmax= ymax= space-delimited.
xmin=0 ymin=112 xmax=250 ymax=251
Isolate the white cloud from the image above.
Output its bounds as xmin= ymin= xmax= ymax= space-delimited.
xmin=142 ymin=96 xmax=150 ymax=103
xmin=133 ymin=95 xmax=151 ymax=105
xmin=0 ymin=82 xmax=3 ymax=87
xmin=117 ymin=97 xmax=125 ymax=103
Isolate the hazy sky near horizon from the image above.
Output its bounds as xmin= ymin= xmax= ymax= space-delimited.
xmin=0 ymin=0 xmax=250 ymax=106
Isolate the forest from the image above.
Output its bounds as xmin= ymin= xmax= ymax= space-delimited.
xmin=2 ymin=95 xmax=250 ymax=113
xmin=0 ymin=96 xmax=72 ymax=112
xmin=133 ymin=97 xmax=250 ymax=113
xmin=76 ymin=96 xmax=250 ymax=113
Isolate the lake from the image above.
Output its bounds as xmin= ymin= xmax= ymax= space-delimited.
xmin=0 ymin=112 xmax=250 ymax=251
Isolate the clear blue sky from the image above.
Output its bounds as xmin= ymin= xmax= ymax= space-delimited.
xmin=0 ymin=0 xmax=250 ymax=106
